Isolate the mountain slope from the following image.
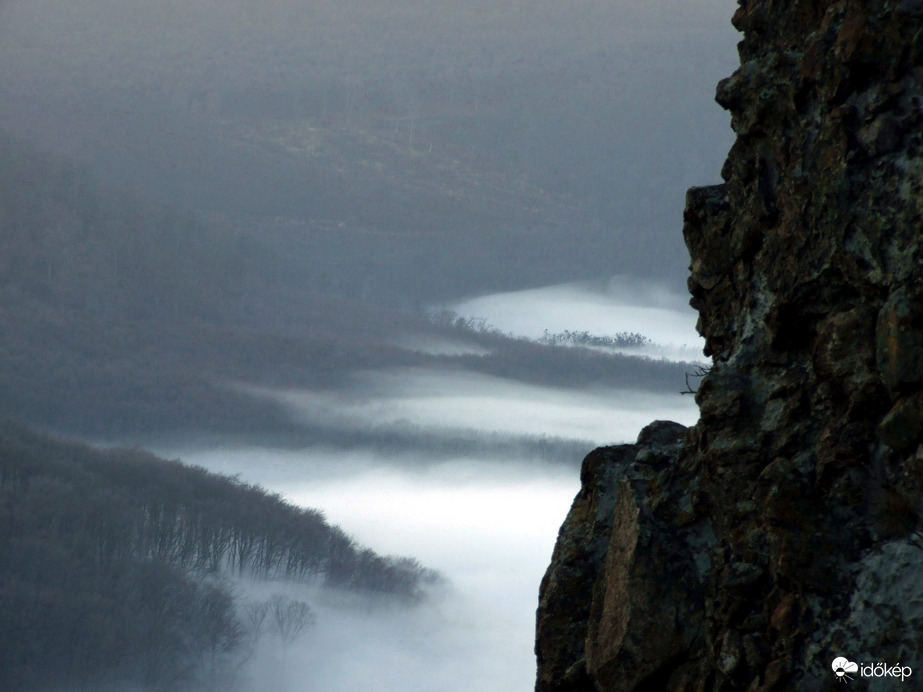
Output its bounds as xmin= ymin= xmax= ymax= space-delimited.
xmin=0 ymin=420 xmax=433 ymax=691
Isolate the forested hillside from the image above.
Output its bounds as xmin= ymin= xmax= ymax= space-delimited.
xmin=0 ymin=0 xmax=735 ymax=295
xmin=0 ymin=420 xmax=433 ymax=691
xmin=0 ymin=131 xmax=697 ymax=440
xmin=0 ymin=129 xmax=415 ymax=435
xmin=0 ymin=0 xmax=724 ymax=443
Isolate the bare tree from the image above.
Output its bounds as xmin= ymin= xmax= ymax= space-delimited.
xmin=240 ymin=600 xmax=270 ymax=654
xmin=267 ymin=594 xmax=315 ymax=649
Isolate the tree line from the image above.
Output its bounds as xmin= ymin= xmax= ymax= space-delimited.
xmin=0 ymin=420 xmax=436 ymax=690
xmin=426 ymin=309 xmax=698 ymax=391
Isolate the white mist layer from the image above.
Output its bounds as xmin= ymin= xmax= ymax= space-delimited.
xmin=183 ymin=449 xmax=578 ymax=692
xmin=266 ymin=367 xmax=699 ymax=445
xmin=391 ymin=334 xmax=491 ymax=357
xmin=449 ymin=276 xmax=704 ymax=361
xmin=177 ymin=285 xmax=703 ymax=691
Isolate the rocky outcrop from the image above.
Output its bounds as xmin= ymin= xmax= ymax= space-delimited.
xmin=536 ymin=421 xmax=715 ymax=690
xmin=536 ymin=2 xmax=923 ymax=690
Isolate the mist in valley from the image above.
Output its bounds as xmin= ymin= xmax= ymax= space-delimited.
xmin=0 ymin=0 xmax=737 ymax=689
xmin=174 ymin=360 xmax=699 ymax=692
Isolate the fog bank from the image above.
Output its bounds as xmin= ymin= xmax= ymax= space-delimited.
xmin=450 ymin=277 xmax=704 ymax=361
xmin=177 ymin=351 xmax=699 ymax=690
xmin=183 ymin=449 xmax=579 ymax=692
xmin=264 ymin=366 xmax=698 ymax=445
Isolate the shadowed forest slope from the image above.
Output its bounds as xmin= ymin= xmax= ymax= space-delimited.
xmin=0 ymin=420 xmax=434 ymax=691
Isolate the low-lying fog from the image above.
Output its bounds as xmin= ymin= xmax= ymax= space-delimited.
xmin=170 ymin=279 xmax=703 ymax=691
xmin=183 ymin=450 xmax=579 ymax=691
xmin=451 ymin=276 xmax=703 ymax=361
xmin=267 ymin=367 xmax=698 ymax=442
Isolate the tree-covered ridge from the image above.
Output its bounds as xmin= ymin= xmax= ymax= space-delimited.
xmin=0 ymin=130 xmax=699 ymax=441
xmin=0 ymin=420 xmax=433 ymax=589
xmin=0 ymin=420 xmax=435 ymax=691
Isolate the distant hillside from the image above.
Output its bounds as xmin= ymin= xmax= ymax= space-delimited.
xmin=0 ymin=130 xmax=420 ymax=436
xmin=0 ymin=420 xmax=434 ymax=691
xmin=0 ymin=131 xmax=698 ymax=441
xmin=0 ymin=0 xmax=736 ymax=293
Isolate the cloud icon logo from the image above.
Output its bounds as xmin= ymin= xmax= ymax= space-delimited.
xmin=832 ymin=657 xmax=859 ymax=681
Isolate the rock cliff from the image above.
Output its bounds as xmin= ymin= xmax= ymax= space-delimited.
xmin=536 ymin=2 xmax=923 ymax=690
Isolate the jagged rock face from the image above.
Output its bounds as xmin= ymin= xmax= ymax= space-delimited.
xmin=536 ymin=2 xmax=923 ymax=690
xmin=535 ymin=422 xmax=712 ymax=691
